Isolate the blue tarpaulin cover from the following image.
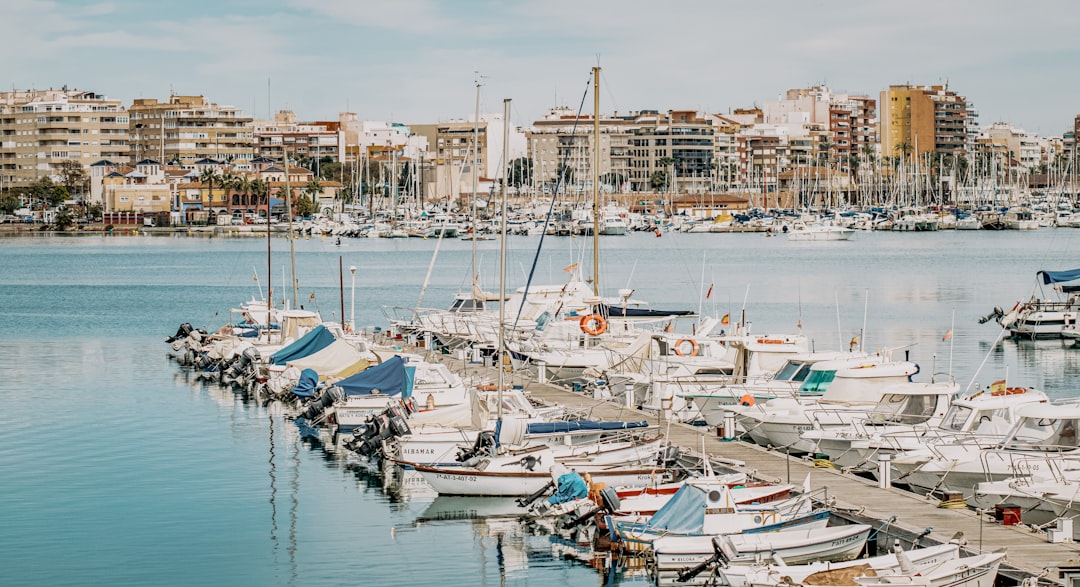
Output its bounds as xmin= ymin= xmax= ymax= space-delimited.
xmin=270 ymin=325 xmax=335 ymax=365
xmin=526 ymin=420 xmax=650 ymax=435
xmin=1040 ymin=268 xmax=1080 ymax=284
xmin=336 ymin=356 xmax=413 ymax=397
xmin=291 ymin=368 xmax=319 ymax=398
xmin=638 ymin=484 xmax=708 ymax=534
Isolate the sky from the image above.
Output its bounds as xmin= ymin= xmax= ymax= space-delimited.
xmin=5 ymin=0 xmax=1080 ymax=136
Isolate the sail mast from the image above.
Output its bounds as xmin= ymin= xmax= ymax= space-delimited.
xmin=471 ymin=75 xmax=482 ymax=295
xmin=497 ymin=98 xmax=511 ymax=420
xmin=592 ymin=66 xmax=601 ymax=296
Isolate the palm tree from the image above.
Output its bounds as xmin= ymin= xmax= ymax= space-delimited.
xmin=302 ymin=178 xmax=322 ymax=216
xmin=199 ymin=168 xmax=220 ymax=208
xmin=251 ymin=179 xmax=269 ymax=219
xmin=234 ymin=175 xmax=253 ymax=209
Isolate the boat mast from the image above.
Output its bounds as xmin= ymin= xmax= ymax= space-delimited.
xmin=471 ymin=74 xmax=482 ymax=295
xmin=497 ymin=98 xmax=511 ymax=420
xmin=592 ymin=66 xmax=601 ymax=296
xmin=283 ymin=147 xmax=297 ymax=308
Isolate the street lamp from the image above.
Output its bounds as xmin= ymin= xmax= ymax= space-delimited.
xmin=349 ymin=265 xmax=357 ymax=333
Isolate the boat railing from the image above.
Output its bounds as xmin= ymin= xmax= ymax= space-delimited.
xmin=981 ymin=445 xmax=1080 ymax=479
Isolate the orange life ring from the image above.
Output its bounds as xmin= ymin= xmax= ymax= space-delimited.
xmin=740 ymin=393 xmax=755 ymax=406
xmin=673 ymin=338 xmax=699 ymax=357
xmin=580 ymin=314 xmax=608 ymax=336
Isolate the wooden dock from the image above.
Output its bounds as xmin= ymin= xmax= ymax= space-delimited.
xmin=427 ymin=353 xmax=1080 ymax=586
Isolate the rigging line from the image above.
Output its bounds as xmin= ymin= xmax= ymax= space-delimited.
xmin=512 ymin=72 xmax=594 ymax=329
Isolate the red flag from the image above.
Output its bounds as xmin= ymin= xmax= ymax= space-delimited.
xmin=706 ymin=283 xmax=714 ymax=299
xmin=942 ymin=328 xmax=953 ymax=341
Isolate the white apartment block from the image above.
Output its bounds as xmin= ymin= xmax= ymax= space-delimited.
xmin=0 ymin=88 xmax=129 ymax=188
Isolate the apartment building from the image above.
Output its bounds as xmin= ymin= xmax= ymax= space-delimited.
xmin=880 ymin=84 xmax=970 ymax=161
xmin=763 ymin=86 xmax=876 ymax=173
xmin=253 ymin=109 xmax=344 ymax=168
xmin=527 ymin=107 xmax=637 ymax=196
xmin=127 ymin=95 xmax=254 ymax=167
xmin=981 ymin=122 xmax=1042 ymax=170
xmin=0 ymin=88 xmax=129 ymax=188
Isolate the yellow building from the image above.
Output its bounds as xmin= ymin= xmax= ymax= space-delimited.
xmin=880 ymin=84 xmax=969 ymax=160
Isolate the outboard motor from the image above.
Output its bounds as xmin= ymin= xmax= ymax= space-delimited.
xmin=676 ymin=537 xmax=730 ymax=583
xmin=300 ymin=387 xmax=345 ymax=422
xmin=658 ymin=444 xmax=681 ymax=468
xmin=561 ymin=486 xmax=622 ymax=530
xmin=166 ymin=323 xmax=194 ymax=343
xmin=978 ymin=306 xmax=1004 ymax=325
xmin=456 ymin=431 xmax=497 ymax=463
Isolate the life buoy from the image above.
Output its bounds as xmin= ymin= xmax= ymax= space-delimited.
xmin=673 ymin=338 xmax=699 ymax=357
xmin=580 ymin=314 xmax=607 ymax=336
xmin=740 ymin=393 xmax=755 ymax=407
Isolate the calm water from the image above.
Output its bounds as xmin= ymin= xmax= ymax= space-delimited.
xmin=3 ymin=229 xmax=1080 ymax=586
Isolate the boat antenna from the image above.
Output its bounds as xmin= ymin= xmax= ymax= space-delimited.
xmin=861 ymin=288 xmax=869 ymax=352
xmin=962 ymin=326 xmax=1010 ymax=394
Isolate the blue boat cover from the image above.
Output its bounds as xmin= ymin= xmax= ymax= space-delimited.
xmin=1040 ymin=268 xmax=1080 ymax=285
xmin=270 ymin=325 xmax=335 ymax=365
xmin=525 ymin=420 xmax=650 ymax=435
xmin=639 ymin=484 xmax=707 ymax=534
xmin=336 ymin=356 xmax=414 ymax=397
xmin=291 ymin=368 xmax=319 ymax=399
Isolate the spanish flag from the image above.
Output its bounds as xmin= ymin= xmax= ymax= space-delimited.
xmin=849 ymin=336 xmax=859 ymax=350
xmin=720 ymin=313 xmax=730 ymax=325
xmin=563 ymin=263 xmax=579 ymax=273
xmin=942 ymin=328 xmax=953 ymax=341
xmin=990 ymin=379 xmax=1007 ymax=394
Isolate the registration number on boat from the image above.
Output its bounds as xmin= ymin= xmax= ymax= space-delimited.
xmin=434 ymin=473 xmax=479 ymax=482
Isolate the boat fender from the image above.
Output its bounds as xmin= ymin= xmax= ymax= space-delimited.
xmin=740 ymin=394 xmax=755 ymax=407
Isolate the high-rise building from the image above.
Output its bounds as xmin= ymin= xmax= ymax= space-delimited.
xmin=127 ymin=95 xmax=254 ymax=167
xmin=0 ymin=88 xmax=129 ymax=189
xmin=879 ymin=84 xmax=970 ymax=161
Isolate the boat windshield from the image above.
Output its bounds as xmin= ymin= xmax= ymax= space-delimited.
xmin=798 ymin=370 xmax=836 ymax=394
xmin=870 ymin=393 xmax=937 ymax=425
xmin=775 ymin=361 xmax=812 ymax=383
xmin=941 ymin=405 xmax=972 ymax=431
xmin=1008 ymin=417 xmax=1079 ymax=450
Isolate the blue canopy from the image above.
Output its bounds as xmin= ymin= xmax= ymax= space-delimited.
xmin=270 ymin=325 xmax=335 ymax=366
xmin=1040 ymin=268 xmax=1080 ymax=285
xmin=336 ymin=356 xmax=414 ymax=397
xmin=641 ymin=484 xmax=708 ymax=534
xmin=290 ymin=368 xmax=319 ymax=399
xmin=526 ymin=420 xmax=650 ymax=435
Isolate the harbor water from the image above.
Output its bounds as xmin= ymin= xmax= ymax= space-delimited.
xmin=3 ymin=229 xmax=1080 ymax=585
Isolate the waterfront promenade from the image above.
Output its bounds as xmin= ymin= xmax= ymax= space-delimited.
xmin=423 ymin=347 xmax=1080 ymax=586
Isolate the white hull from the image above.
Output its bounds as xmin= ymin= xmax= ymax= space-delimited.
xmin=653 ymin=523 xmax=871 ymax=575
xmin=411 ymin=463 xmax=668 ymax=496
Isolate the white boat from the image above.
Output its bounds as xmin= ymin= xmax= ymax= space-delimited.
xmin=895 ymin=401 xmax=1080 ymax=496
xmin=609 ymin=483 xmax=823 ymax=550
xmin=981 ymin=268 xmax=1080 ymax=339
xmin=844 ymin=552 xmax=1004 ymax=587
xmin=787 ymin=221 xmax=855 ymax=241
xmin=724 ymin=359 xmax=943 ymax=453
xmin=696 ymin=542 xmax=963 ymax=587
xmin=406 ymin=436 xmax=669 ymax=496
xmin=652 ymin=523 xmax=872 ymax=583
